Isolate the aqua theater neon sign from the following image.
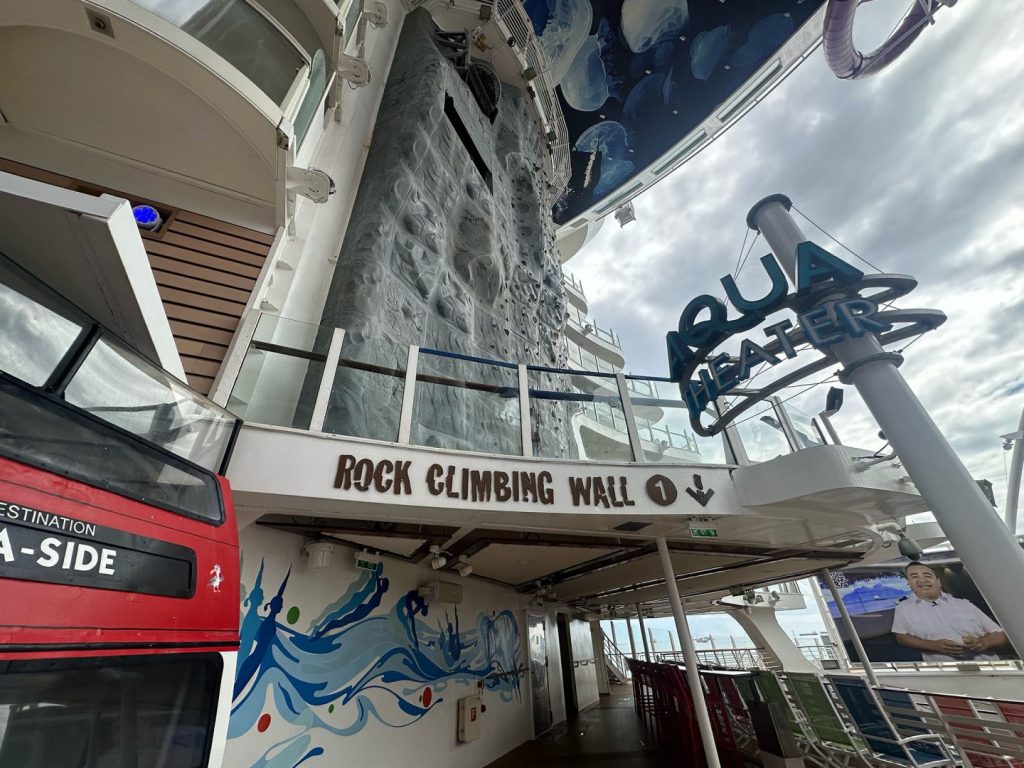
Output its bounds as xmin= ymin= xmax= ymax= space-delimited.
xmin=667 ymin=242 xmax=944 ymax=436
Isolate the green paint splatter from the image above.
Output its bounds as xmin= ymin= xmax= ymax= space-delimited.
xmin=286 ymin=606 xmax=300 ymax=625
xmin=329 ymin=704 xmax=335 ymax=714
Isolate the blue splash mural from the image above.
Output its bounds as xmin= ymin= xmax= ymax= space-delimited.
xmin=230 ymin=560 xmax=522 ymax=768
xmin=523 ymin=0 xmax=827 ymax=223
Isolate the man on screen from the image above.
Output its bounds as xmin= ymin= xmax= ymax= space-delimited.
xmin=892 ymin=563 xmax=1009 ymax=661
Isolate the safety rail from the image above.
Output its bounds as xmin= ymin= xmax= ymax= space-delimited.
xmin=224 ymin=312 xmax=826 ymax=465
xmin=623 ymin=662 xmax=1022 ymax=768
xmin=566 ymin=305 xmax=621 ymax=348
xmin=493 ymin=0 xmax=571 ymax=201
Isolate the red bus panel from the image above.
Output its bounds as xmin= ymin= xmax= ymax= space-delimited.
xmin=0 ymin=456 xmax=239 ymax=659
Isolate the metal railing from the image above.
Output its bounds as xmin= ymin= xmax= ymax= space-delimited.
xmin=493 ymin=0 xmax=571 ymax=201
xmin=566 ymin=306 xmax=621 ymax=348
xmin=225 ymin=312 xmax=829 ymax=466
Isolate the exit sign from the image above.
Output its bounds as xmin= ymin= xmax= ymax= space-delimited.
xmin=690 ymin=527 xmax=718 ymax=538
xmin=355 ymin=557 xmax=379 ymax=571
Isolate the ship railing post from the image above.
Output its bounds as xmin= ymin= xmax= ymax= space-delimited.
xmin=397 ymin=345 xmax=419 ymax=444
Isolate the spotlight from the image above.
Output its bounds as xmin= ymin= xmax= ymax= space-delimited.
xmin=455 ymin=557 xmax=473 ymax=578
xmin=429 ymin=545 xmax=447 ymax=570
xmin=897 ymin=533 xmax=924 ymax=561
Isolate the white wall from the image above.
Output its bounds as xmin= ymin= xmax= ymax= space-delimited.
xmin=225 ymin=525 xmax=533 ymax=768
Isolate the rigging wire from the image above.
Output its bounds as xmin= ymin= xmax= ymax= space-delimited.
xmin=733 ymin=232 xmax=761 ymax=280
xmin=726 ymin=373 xmax=840 ymax=429
xmin=791 ymin=204 xmax=885 ymax=273
xmin=732 ymin=228 xmax=751 ymax=279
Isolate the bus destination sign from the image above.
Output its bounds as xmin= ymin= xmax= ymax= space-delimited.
xmin=0 ymin=499 xmax=196 ymax=598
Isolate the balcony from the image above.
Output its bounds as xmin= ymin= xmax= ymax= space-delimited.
xmin=0 ymin=0 xmax=340 ymax=231
xmin=221 ymin=313 xmax=925 ymax=521
xmin=565 ymin=304 xmax=625 ymax=369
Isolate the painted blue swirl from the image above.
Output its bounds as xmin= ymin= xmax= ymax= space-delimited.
xmin=230 ymin=561 xmax=522 ymax=766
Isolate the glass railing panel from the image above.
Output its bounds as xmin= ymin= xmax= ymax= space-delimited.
xmin=64 ymin=335 xmax=237 ymax=472
xmin=227 ymin=314 xmax=333 ymax=430
xmin=293 ymin=48 xmax=327 ymax=147
xmin=0 ymin=252 xmax=89 ymax=387
xmin=732 ymin=401 xmax=793 ymax=463
xmin=131 ymin=0 xmax=306 ymax=106
xmin=625 ymin=377 xmax=728 ymax=464
xmin=783 ymin=402 xmax=825 ymax=448
xmin=529 ymin=369 xmax=632 ymax=462
xmin=324 ymin=332 xmax=406 ymax=442
xmin=411 ymin=351 xmax=521 ymax=455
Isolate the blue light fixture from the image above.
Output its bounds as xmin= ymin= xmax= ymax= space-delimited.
xmin=132 ymin=204 xmax=162 ymax=231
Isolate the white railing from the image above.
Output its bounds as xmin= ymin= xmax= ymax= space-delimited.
xmin=493 ymin=0 xmax=571 ymax=201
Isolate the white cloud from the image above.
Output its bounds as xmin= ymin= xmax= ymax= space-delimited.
xmin=568 ymin=3 xmax=1024 ymax=519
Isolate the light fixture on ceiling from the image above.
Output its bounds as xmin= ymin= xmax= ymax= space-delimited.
xmin=455 ymin=556 xmax=473 ymax=578
xmin=429 ymin=544 xmax=448 ymax=570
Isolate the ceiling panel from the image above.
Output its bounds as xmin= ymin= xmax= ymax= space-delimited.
xmin=328 ymin=533 xmax=427 ymax=558
xmin=466 ymin=543 xmax=619 ymax=585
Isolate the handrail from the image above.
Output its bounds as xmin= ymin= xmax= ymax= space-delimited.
xmin=225 ymin=313 xmax=808 ymax=467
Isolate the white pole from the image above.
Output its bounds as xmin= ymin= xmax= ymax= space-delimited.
xmin=636 ymin=604 xmax=652 ymax=661
xmin=807 ymin=576 xmax=851 ymax=670
xmin=657 ymin=537 xmax=722 ymax=768
xmin=611 ymin=620 xmax=619 ymax=650
xmin=1004 ymin=407 xmax=1024 ymax=533
xmin=749 ymin=195 xmax=1024 ymax=658
xmin=820 ymin=569 xmax=878 ymax=686
xmin=626 ymin=614 xmax=638 ymax=660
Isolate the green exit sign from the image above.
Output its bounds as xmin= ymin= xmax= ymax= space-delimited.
xmin=690 ymin=527 xmax=718 ymax=538
xmin=355 ymin=557 xmax=379 ymax=571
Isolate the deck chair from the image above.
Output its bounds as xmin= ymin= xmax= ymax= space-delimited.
xmin=783 ymin=672 xmax=867 ymax=768
xmin=700 ymin=672 xmax=745 ymax=768
xmin=750 ymin=671 xmax=843 ymax=768
xmin=719 ymin=674 xmax=759 ymax=759
xmin=827 ymin=675 xmax=956 ymax=767
xmin=931 ymin=693 xmax=1024 ymax=768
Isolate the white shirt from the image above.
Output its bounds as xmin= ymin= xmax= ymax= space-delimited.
xmin=891 ymin=592 xmax=1002 ymax=662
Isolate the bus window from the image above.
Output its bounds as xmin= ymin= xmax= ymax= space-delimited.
xmin=0 ymin=654 xmax=222 ymax=768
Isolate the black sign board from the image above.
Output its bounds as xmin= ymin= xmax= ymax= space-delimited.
xmin=0 ymin=500 xmax=196 ymax=598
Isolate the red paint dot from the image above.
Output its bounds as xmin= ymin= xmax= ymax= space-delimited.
xmin=257 ymin=713 xmax=271 ymax=732
xmin=422 ymin=687 xmax=432 ymax=708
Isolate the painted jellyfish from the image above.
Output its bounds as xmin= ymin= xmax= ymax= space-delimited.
xmin=690 ymin=25 xmax=731 ymax=82
xmin=560 ymin=19 xmax=619 ymax=112
xmin=621 ymin=0 xmax=689 ymax=54
xmin=731 ymin=14 xmax=795 ymax=69
xmin=574 ymin=121 xmax=635 ymax=197
xmin=530 ymin=0 xmax=593 ymax=86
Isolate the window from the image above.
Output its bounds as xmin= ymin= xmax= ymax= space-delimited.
xmin=131 ymin=0 xmax=307 ymax=106
xmin=0 ymin=654 xmax=222 ymax=768
xmin=0 ymin=256 xmax=88 ymax=387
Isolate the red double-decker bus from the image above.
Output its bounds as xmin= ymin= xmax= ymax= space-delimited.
xmin=0 ymin=251 xmax=240 ymax=767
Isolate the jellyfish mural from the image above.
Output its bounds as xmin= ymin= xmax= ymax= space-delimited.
xmin=529 ymin=0 xmax=827 ymax=223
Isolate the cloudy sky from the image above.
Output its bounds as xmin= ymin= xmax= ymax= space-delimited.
xmin=577 ymin=3 xmax=1024 ymax=643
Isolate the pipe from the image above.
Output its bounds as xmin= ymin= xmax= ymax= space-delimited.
xmin=636 ymin=603 xmax=651 ymax=661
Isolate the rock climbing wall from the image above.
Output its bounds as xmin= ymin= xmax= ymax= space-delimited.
xmin=320 ymin=10 xmax=574 ymax=456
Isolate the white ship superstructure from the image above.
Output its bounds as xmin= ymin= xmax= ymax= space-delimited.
xmin=2 ymin=2 xmax=1022 ymax=768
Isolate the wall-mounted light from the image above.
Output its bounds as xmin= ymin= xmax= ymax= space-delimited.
xmin=305 ymin=541 xmax=334 ymax=569
xmin=429 ymin=544 xmax=447 ymax=570
xmin=455 ymin=556 xmax=473 ymax=578
xmin=132 ymin=204 xmax=162 ymax=232
xmin=897 ymin=533 xmax=924 ymax=561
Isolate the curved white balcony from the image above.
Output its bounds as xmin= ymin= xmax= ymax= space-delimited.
xmin=562 ymin=271 xmax=588 ymax=312
xmin=565 ymin=313 xmax=625 ymax=370
xmin=0 ymin=0 xmax=335 ymax=230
